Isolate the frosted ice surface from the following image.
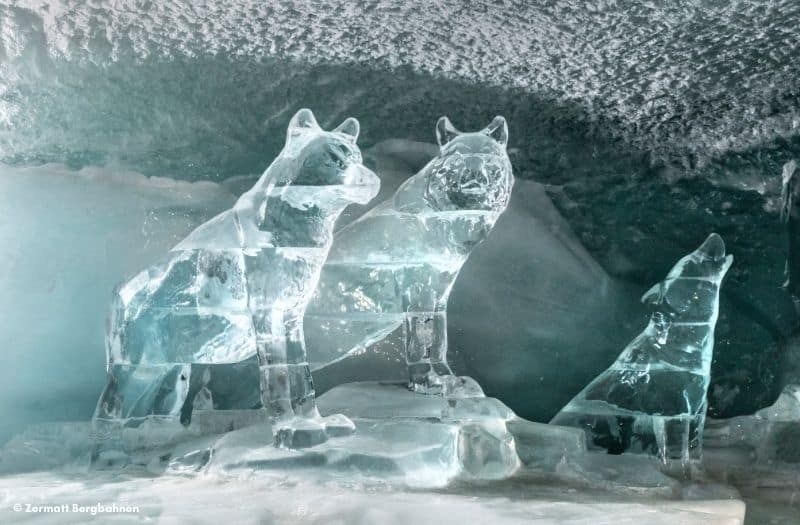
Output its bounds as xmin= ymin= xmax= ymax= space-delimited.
xmin=0 ymin=471 xmax=747 ymax=524
xmin=306 ymin=116 xmax=513 ymax=395
xmin=552 ymin=234 xmax=733 ymax=464
xmin=4 ymin=1 xmax=799 ymax=167
xmin=93 ymin=110 xmax=379 ymax=450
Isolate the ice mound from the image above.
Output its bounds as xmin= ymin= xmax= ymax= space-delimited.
xmin=162 ymin=382 xmax=521 ymax=487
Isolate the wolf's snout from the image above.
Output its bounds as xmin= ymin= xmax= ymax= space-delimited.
xmin=697 ymin=233 xmax=726 ymax=261
xmin=343 ymin=164 xmax=380 ymax=204
xmin=458 ymin=158 xmax=494 ymax=194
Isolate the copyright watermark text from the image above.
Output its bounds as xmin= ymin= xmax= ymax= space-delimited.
xmin=12 ymin=503 xmax=140 ymax=515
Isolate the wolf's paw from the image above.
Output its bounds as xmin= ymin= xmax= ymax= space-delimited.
xmin=273 ymin=413 xmax=355 ymax=449
xmin=411 ymin=373 xmax=485 ymax=398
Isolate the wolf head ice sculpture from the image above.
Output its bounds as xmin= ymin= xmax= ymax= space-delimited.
xmin=552 ymin=234 xmax=732 ymax=464
xmin=93 ymin=109 xmax=379 ymax=446
xmin=306 ymin=116 xmax=514 ymax=395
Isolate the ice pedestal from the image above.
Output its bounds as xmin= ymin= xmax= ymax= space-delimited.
xmin=90 ymin=382 xmax=687 ymax=492
xmin=164 ymin=381 xmax=522 ymax=486
xmin=317 ymin=381 xmax=521 ymax=480
xmin=177 ymin=383 xmax=689 ymax=492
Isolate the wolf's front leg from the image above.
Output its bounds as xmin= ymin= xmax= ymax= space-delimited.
xmin=405 ymin=312 xmax=450 ymax=390
xmin=254 ymin=309 xmax=318 ymax=419
xmin=257 ymin=309 xmax=354 ymax=448
xmin=403 ymin=312 xmax=482 ymax=397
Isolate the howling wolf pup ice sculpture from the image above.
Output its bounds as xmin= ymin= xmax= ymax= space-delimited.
xmin=93 ymin=109 xmax=379 ymax=449
xmin=307 ymin=116 xmax=514 ymax=396
xmin=552 ymin=234 xmax=733 ymax=465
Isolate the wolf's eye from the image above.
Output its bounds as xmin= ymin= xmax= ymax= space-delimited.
xmin=328 ymin=152 xmax=347 ymax=170
xmin=327 ymin=145 xmax=349 ymax=170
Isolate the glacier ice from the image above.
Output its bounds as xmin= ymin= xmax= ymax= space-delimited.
xmin=92 ymin=109 xmax=379 ymax=452
xmin=781 ymin=159 xmax=800 ymax=314
xmin=306 ymin=116 xmax=514 ymax=395
xmin=551 ymin=234 xmax=733 ymax=464
xmin=695 ymin=163 xmax=800 ymax=481
xmin=4 ymin=1 xmax=799 ymax=173
xmin=776 ymin=158 xmax=800 ymax=424
xmin=703 ymin=383 xmax=800 ymax=503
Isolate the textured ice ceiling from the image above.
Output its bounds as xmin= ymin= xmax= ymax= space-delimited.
xmin=2 ymin=0 xmax=799 ymax=171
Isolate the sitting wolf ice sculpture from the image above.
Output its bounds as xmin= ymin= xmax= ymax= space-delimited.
xmin=306 ymin=116 xmax=514 ymax=395
xmin=552 ymin=234 xmax=732 ymax=464
xmin=93 ymin=109 xmax=379 ymax=445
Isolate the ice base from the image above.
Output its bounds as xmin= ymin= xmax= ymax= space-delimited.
xmin=165 ymin=381 xmax=522 ymax=486
xmin=5 ymin=380 xmax=524 ymax=486
xmin=90 ymin=410 xmax=359 ymax=470
xmin=3 ymin=381 xmax=732 ymax=496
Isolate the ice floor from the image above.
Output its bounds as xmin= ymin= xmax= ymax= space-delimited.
xmin=0 ymin=472 xmax=748 ymax=525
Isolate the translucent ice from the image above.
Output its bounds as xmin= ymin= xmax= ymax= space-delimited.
xmin=306 ymin=116 xmax=514 ymax=395
xmin=93 ymin=109 xmax=379 ymax=448
xmin=551 ymin=234 xmax=733 ymax=464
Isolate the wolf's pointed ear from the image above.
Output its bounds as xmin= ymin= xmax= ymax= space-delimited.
xmin=287 ymin=109 xmax=319 ymax=142
xmin=334 ymin=117 xmax=360 ymax=142
xmin=436 ymin=116 xmax=459 ymax=149
xmin=482 ymin=116 xmax=508 ymax=147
